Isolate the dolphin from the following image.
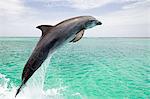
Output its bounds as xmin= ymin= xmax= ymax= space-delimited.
xmin=15 ymin=16 xmax=102 ymax=97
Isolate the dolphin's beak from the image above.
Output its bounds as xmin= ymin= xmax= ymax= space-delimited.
xmin=96 ymin=21 xmax=102 ymax=25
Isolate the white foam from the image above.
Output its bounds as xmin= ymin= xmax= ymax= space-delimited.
xmin=0 ymin=57 xmax=66 ymax=99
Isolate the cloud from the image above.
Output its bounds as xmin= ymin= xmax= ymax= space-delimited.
xmin=67 ymin=0 xmax=150 ymax=10
xmin=29 ymin=0 xmax=114 ymax=10
xmin=102 ymin=8 xmax=148 ymax=26
xmin=0 ymin=0 xmax=36 ymax=37
xmin=84 ymin=1 xmax=149 ymax=37
xmin=122 ymin=0 xmax=150 ymax=9
xmin=68 ymin=0 xmax=114 ymax=10
xmin=0 ymin=0 xmax=149 ymax=37
xmin=0 ymin=0 xmax=27 ymax=16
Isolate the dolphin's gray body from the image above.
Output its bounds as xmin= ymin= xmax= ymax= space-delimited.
xmin=15 ymin=16 xmax=102 ymax=97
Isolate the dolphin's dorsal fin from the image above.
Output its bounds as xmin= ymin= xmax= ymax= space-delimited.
xmin=36 ymin=25 xmax=54 ymax=36
xmin=70 ymin=30 xmax=84 ymax=42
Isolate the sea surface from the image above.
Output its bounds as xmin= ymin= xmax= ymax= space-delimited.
xmin=0 ymin=37 xmax=149 ymax=99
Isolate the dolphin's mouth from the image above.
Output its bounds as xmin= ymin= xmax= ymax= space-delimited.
xmin=96 ymin=21 xmax=102 ymax=25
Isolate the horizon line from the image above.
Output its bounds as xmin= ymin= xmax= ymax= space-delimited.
xmin=0 ymin=36 xmax=149 ymax=38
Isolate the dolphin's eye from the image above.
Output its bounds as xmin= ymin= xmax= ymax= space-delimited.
xmin=89 ymin=20 xmax=94 ymax=23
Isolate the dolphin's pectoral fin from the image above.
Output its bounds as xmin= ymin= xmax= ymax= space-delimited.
xmin=36 ymin=25 xmax=54 ymax=36
xmin=70 ymin=30 xmax=84 ymax=42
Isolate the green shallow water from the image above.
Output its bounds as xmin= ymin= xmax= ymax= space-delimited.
xmin=0 ymin=37 xmax=150 ymax=99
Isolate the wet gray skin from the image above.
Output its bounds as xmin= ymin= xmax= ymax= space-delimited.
xmin=15 ymin=16 xmax=102 ymax=97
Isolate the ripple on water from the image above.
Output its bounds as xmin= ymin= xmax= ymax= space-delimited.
xmin=0 ymin=37 xmax=149 ymax=98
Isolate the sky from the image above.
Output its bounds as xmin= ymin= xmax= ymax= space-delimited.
xmin=0 ymin=0 xmax=149 ymax=37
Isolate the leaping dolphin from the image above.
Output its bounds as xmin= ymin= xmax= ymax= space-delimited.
xmin=15 ymin=16 xmax=102 ymax=97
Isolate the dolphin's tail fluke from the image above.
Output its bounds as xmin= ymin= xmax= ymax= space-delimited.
xmin=15 ymin=79 xmax=25 ymax=97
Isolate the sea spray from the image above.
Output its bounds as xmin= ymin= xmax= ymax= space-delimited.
xmin=0 ymin=56 xmax=65 ymax=99
xmin=0 ymin=73 xmax=17 ymax=99
xmin=18 ymin=56 xmax=51 ymax=98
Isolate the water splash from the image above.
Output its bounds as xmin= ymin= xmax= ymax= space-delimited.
xmin=0 ymin=56 xmax=66 ymax=99
xmin=0 ymin=73 xmax=16 ymax=99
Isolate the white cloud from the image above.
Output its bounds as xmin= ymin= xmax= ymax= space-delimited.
xmin=32 ymin=0 xmax=114 ymax=9
xmin=0 ymin=0 xmax=27 ymax=16
xmin=0 ymin=0 xmax=149 ymax=37
xmin=68 ymin=0 xmax=114 ymax=10
xmin=102 ymin=8 xmax=148 ymax=26
xmin=123 ymin=0 xmax=150 ymax=9
xmin=0 ymin=0 xmax=40 ymax=37
xmin=85 ymin=2 xmax=150 ymax=37
xmin=67 ymin=0 xmax=150 ymax=10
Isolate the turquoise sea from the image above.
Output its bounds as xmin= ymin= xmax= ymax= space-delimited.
xmin=0 ymin=37 xmax=149 ymax=99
